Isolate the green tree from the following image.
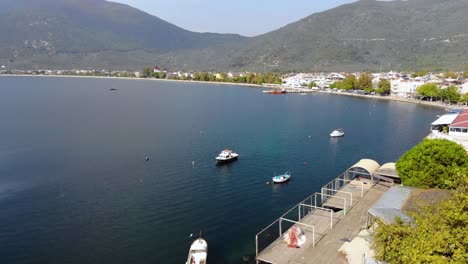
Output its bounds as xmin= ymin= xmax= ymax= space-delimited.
xmin=444 ymin=72 xmax=459 ymax=79
xmin=246 ymin=73 xmax=256 ymax=84
xmin=336 ymin=75 xmax=356 ymax=90
xmin=159 ymin=72 xmax=167 ymax=79
xmin=396 ymin=139 xmax=468 ymax=189
xmin=357 ymin=72 xmax=374 ymax=93
xmin=256 ymin=74 xmax=265 ymax=85
xmin=192 ymin=72 xmax=200 ymax=81
xmin=439 ymin=85 xmax=460 ymax=103
xmin=208 ymin=73 xmax=216 ymax=82
xmin=459 ymin=93 xmax=468 ymax=105
xmin=375 ymin=79 xmax=391 ymax=95
xmin=199 ymin=72 xmax=209 ymax=81
xmin=417 ymin=83 xmax=439 ymax=101
xmin=308 ymin=81 xmax=317 ymax=88
xmin=140 ymin=67 xmax=152 ymax=78
xmin=412 ymin=71 xmax=428 ymax=78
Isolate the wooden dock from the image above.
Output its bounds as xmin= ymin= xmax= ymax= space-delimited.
xmin=256 ymin=178 xmax=387 ymax=264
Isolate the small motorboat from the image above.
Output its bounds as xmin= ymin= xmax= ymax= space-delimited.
xmin=215 ymin=149 xmax=239 ymax=164
xmin=185 ymin=236 xmax=208 ymax=264
xmin=272 ymin=172 xmax=291 ymax=184
xmin=330 ymin=128 xmax=344 ymax=137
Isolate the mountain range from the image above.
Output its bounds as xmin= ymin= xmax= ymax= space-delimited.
xmin=1 ymin=0 xmax=467 ymax=71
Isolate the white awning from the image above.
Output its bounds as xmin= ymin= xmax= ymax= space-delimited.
xmin=431 ymin=113 xmax=459 ymax=126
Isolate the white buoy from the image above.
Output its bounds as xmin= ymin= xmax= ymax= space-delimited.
xmin=192 ymin=161 xmax=195 ymax=165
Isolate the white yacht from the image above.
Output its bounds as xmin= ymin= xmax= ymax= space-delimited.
xmin=215 ymin=149 xmax=239 ymax=164
xmin=185 ymin=237 xmax=207 ymax=264
xmin=330 ymin=128 xmax=344 ymax=137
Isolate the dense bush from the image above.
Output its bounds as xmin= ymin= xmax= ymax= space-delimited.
xmin=396 ymin=139 xmax=468 ymax=189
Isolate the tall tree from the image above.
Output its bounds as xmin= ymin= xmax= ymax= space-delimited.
xmin=439 ymin=85 xmax=460 ymax=103
xmin=444 ymin=72 xmax=458 ymax=79
xmin=357 ymin=72 xmax=374 ymax=93
xmin=336 ymin=75 xmax=357 ymax=90
xmin=459 ymin=93 xmax=468 ymax=106
xmin=376 ymin=79 xmax=391 ymax=95
xmin=140 ymin=67 xmax=152 ymax=78
xmin=417 ymin=83 xmax=439 ymax=101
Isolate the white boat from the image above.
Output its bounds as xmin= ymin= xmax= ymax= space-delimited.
xmin=215 ymin=149 xmax=239 ymax=164
xmin=330 ymin=128 xmax=344 ymax=137
xmin=185 ymin=237 xmax=208 ymax=264
xmin=272 ymin=172 xmax=291 ymax=183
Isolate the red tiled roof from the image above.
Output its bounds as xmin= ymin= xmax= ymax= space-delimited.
xmin=451 ymin=109 xmax=468 ymax=128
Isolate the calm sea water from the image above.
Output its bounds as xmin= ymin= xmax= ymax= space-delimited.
xmin=0 ymin=77 xmax=442 ymax=264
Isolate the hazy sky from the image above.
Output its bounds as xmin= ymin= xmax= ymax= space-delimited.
xmin=110 ymin=0 xmax=357 ymax=36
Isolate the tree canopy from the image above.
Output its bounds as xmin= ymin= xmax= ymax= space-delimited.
xmin=376 ymin=79 xmax=391 ymax=95
xmin=333 ymin=75 xmax=356 ymax=90
xmin=439 ymin=85 xmax=460 ymax=103
xmin=396 ymin=139 xmax=468 ymax=189
xmin=373 ymin=175 xmax=468 ymax=263
xmin=357 ymin=72 xmax=374 ymax=93
xmin=417 ymin=83 xmax=439 ymax=100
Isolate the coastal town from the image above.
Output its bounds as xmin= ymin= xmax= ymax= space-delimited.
xmin=2 ymin=67 xmax=468 ymax=106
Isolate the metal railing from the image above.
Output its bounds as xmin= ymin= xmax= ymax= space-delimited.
xmin=255 ymin=172 xmax=361 ymax=262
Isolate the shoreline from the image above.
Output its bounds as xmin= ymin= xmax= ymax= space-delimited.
xmin=1 ymin=74 xmax=466 ymax=110
xmin=316 ymin=90 xmax=464 ymax=110
xmin=0 ymin=74 xmax=263 ymax=88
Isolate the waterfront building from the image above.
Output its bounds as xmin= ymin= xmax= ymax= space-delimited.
xmin=449 ymin=109 xmax=468 ymax=137
xmin=390 ymin=79 xmax=426 ymax=98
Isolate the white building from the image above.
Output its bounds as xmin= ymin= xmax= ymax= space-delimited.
xmin=460 ymin=81 xmax=468 ymax=94
xmin=391 ymin=79 xmax=426 ymax=97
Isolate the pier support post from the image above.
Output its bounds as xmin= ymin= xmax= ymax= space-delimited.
xmin=298 ymin=205 xmax=301 ymax=220
xmin=279 ymin=219 xmax=282 ymax=238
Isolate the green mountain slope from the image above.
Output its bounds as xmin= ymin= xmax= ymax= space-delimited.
xmin=0 ymin=0 xmax=246 ymax=69
xmin=231 ymin=0 xmax=468 ymax=71
xmin=1 ymin=0 xmax=467 ymax=71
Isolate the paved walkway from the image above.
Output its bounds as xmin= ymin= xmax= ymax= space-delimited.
xmin=294 ymin=186 xmax=386 ymax=264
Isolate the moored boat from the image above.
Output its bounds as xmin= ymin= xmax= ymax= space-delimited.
xmin=272 ymin=172 xmax=291 ymax=183
xmin=215 ymin=149 xmax=239 ymax=164
xmin=263 ymin=89 xmax=286 ymax=94
xmin=330 ymin=128 xmax=344 ymax=137
xmin=185 ymin=237 xmax=208 ymax=264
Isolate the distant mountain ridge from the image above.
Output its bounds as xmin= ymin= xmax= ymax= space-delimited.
xmin=1 ymin=0 xmax=467 ymax=71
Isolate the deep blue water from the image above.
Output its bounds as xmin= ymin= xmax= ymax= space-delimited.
xmin=0 ymin=77 xmax=442 ymax=264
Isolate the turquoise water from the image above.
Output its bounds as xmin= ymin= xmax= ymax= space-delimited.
xmin=0 ymin=77 xmax=442 ymax=263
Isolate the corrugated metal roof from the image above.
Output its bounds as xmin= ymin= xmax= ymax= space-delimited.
xmin=368 ymin=186 xmax=414 ymax=224
xmin=450 ymin=109 xmax=468 ymax=128
xmin=431 ymin=113 xmax=459 ymax=126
